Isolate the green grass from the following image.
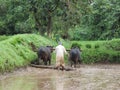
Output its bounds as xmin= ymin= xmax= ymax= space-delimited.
xmin=0 ymin=34 xmax=57 ymax=73
xmin=0 ymin=34 xmax=120 ymax=73
xmin=0 ymin=35 xmax=11 ymax=41
xmin=71 ymin=39 xmax=120 ymax=64
xmin=72 ymin=40 xmax=106 ymax=50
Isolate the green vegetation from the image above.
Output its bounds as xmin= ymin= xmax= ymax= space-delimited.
xmin=72 ymin=39 xmax=120 ymax=64
xmin=0 ymin=34 xmax=119 ymax=73
xmin=0 ymin=0 xmax=120 ymax=73
xmin=0 ymin=0 xmax=119 ymax=40
xmin=0 ymin=35 xmax=11 ymax=41
xmin=0 ymin=34 xmax=57 ymax=73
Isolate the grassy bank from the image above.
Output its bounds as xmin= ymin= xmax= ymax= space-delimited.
xmin=0 ymin=34 xmax=57 ymax=73
xmin=72 ymin=39 xmax=120 ymax=64
xmin=0 ymin=34 xmax=120 ymax=73
xmin=0 ymin=35 xmax=11 ymax=41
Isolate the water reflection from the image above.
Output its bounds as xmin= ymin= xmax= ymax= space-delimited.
xmin=53 ymin=71 xmax=65 ymax=90
xmin=0 ymin=75 xmax=38 ymax=90
xmin=36 ymin=70 xmax=66 ymax=90
xmin=0 ymin=70 xmax=67 ymax=90
xmin=0 ymin=65 xmax=120 ymax=90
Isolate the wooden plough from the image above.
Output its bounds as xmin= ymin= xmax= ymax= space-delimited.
xmin=30 ymin=64 xmax=76 ymax=71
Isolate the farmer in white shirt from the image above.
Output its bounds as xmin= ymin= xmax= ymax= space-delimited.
xmin=55 ymin=42 xmax=68 ymax=70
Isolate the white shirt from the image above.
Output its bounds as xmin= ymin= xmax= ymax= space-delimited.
xmin=55 ymin=45 xmax=67 ymax=58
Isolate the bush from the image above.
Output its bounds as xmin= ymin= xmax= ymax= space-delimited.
xmin=68 ymin=26 xmax=91 ymax=40
xmin=104 ymin=39 xmax=120 ymax=51
xmin=85 ymin=44 xmax=91 ymax=49
xmin=75 ymin=39 xmax=120 ymax=64
xmin=82 ymin=49 xmax=120 ymax=64
xmin=94 ymin=44 xmax=100 ymax=49
xmin=71 ymin=42 xmax=81 ymax=49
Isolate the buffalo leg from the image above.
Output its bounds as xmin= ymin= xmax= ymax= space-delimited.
xmin=49 ymin=59 xmax=51 ymax=65
xmin=78 ymin=59 xmax=81 ymax=67
xmin=74 ymin=61 xmax=77 ymax=68
xmin=38 ymin=58 xmax=41 ymax=65
xmin=44 ymin=58 xmax=47 ymax=65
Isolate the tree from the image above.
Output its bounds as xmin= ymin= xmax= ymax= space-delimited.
xmin=29 ymin=0 xmax=62 ymax=37
xmin=0 ymin=0 xmax=35 ymax=35
xmin=0 ymin=0 xmax=119 ymax=40
xmin=81 ymin=0 xmax=120 ymax=40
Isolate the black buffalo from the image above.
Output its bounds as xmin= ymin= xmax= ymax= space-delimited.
xmin=69 ymin=47 xmax=81 ymax=68
xmin=37 ymin=46 xmax=53 ymax=65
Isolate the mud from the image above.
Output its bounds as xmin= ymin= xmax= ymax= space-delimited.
xmin=0 ymin=64 xmax=120 ymax=90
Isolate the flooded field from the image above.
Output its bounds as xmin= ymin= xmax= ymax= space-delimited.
xmin=0 ymin=64 xmax=120 ymax=90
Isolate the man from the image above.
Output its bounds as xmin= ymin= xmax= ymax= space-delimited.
xmin=55 ymin=42 xmax=68 ymax=70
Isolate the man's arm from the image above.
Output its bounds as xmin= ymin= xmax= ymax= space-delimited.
xmin=63 ymin=46 xmax=68 ymax=55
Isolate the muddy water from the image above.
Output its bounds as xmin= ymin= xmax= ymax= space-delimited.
xmin=0 ymin=64 xmax=120 ymax=90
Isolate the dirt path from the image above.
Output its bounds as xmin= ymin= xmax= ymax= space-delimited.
xmin=0 ymin=64 xmax=120 ymax=90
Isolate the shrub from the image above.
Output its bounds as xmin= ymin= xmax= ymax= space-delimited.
xmin=82 ymin=49 xmax=120 ymax=64
xmin=71 ymin=42 xmax=81 ymax=49
xmin=94 ymin=44 xmax=100 ymax=49
xmin=78 ymin=39 xmax=120 ymax=64
xmin=68 ymin=26 xmax=91 ymax=40
xmin=85 ymin=44 xmax=91 ymax=49
xmin=104 ymin=39 xmax=120 ymax=51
